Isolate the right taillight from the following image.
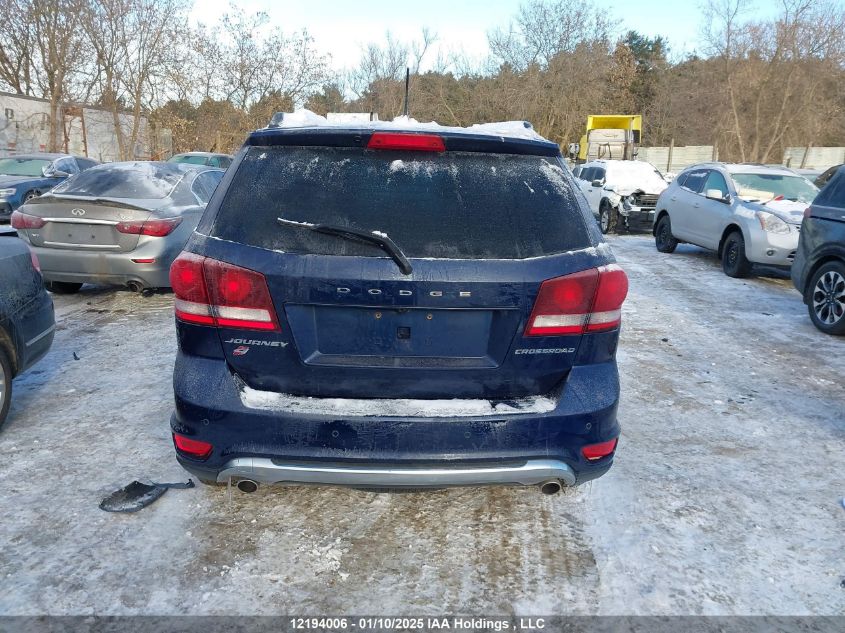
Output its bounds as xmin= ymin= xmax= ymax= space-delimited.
xmin=11 ymin=210 xmax=46 ymax=230
xmin=803 ymin=207 xmax=812 ymax=219
xmin=525 ymin=264 xmax=628 ymax=336
xmin=170 ymin=252 xmax=279 ymax=331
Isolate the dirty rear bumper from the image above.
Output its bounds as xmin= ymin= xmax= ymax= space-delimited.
xmin=208 ymin=457 xmax=581 ymax=488
xmin=170 ymin=352 xmax=620 ymax=488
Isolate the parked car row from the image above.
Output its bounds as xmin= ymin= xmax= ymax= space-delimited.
xmin=650 ymin=160 xmax=844 ymax=335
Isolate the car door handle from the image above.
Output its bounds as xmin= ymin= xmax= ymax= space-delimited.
xmin=670 ymin=196 xmax=677 ymax=201
xmin=693 ymin=203 xmax=700 ymax=208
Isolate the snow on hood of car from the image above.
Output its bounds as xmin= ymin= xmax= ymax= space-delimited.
xmin=239 ymin=384 xmax=558 ymax=417
xmin=604 ymin=161 xmax=668 ymax=196
xmin=268 ymin=108 xmax=551 ymax=142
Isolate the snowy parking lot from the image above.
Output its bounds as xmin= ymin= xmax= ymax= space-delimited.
xmin=1 ymin=234 xmax=843 ymax=615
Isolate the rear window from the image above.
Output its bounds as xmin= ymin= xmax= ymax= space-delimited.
xmin=814 ymin=170 xmax=845 ymax=209
xmin=211 ymin=146 xmax=591 ymax=259
xmin=52 ymin=164 xmax=184 ymax=199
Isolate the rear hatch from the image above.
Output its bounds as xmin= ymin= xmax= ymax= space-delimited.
xmin=200 ymin=136 xmax=606 ymax=399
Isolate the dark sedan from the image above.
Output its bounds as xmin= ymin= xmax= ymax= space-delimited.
xmin=0 ymin=153 xmax=99 ymax=223
xmin=0 ymin=226 xmax=55 ymax=428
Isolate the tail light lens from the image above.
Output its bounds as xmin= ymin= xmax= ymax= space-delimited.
xmin=172 ymin=433 xmax=213 ymax=460
xmin=803 ymin=207 xmax=812 ymax=219
xmin=170 ymin=252 xmax=280 ymax=331
xmin=582 ymin=438 xmax=618 ymax=461
xmin=28 ymin=248 xmax=41 ymax=272
xmin=11 ymin=210 xmax=46 ymax=230
xmin=116 ymin=217 xmax=182 ymax=237
xmin=367 ymin=132 xmax=446 ymax=152
xmin=526 ymin=264 xmax=628 ymax=336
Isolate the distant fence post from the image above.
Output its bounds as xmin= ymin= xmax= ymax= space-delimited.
xmin=667 ymin=138 xmax=674 ymax=172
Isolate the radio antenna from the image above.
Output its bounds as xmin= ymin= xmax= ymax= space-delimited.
xmin=402 ymin=67 xmax=410 ymax=117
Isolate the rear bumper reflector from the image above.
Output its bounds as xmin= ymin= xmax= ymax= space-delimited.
xmin=131 ymin=258 xmax=156 ymax=264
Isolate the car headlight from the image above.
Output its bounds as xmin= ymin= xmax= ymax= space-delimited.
xmin=0 ymin=188 xmax=16 ymax=197
xmin=756 ymin=211 xmax=790 ymax=234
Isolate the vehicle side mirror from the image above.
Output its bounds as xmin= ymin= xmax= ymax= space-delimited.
xmin=42 ymin=166 xmax=70 ymax=178
xmin=705 ymin=189 xmax=730 ymax=203
xmin=591 ymin=179 xmax=604 ymax=188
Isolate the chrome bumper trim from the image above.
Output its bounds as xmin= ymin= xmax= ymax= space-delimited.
xmin=25 ymin=324 xmax=55 ymax=347
xmin=216 ymin=457 xmax=576 ymax=488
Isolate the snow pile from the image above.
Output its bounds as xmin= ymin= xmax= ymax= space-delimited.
xmin=269 ymin=109 xmax=550 ymax=143
xmin=239 ymin=385 xmax=558 ymax=417
xmin=604 ymin=160 xmax=669 ymax=195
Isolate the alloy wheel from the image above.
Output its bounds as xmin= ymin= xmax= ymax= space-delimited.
xmin=600 ymin=209 xmax=609 ymax=232
xmin=812 ymin=270 xmax=845 ymax=325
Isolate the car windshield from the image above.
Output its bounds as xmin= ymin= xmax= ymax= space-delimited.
xmin=50 ymin=163 xmax=184 ymax=199
xmin=732 ymin=173 xmax=818 ymax=204
xmin=0 ymin=158 xmax=52 ymax=177
xmin=168 ymin=155 xmax=209 ymax=165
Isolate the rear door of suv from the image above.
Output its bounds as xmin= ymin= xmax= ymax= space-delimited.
xmin=182 ymin=130 xmax=618 ymax=401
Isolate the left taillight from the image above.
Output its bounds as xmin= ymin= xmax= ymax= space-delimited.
xmin=525 ymin=264 xmax=629 ymax=336
xmin=10 ymin=210 xmax=46 ymax=230
xmin=116 ymin=217 xmax=181 ymax=237
xmin=172 ymin=433 xmax=213 ymax=460
xmin=170 ymin=252 xmax=280 ymax=331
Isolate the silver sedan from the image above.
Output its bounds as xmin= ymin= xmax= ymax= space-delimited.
xmin=653 ymin=163 xmax=819 ymax=277
xmin=11 ymin=162 xmax=223 ymax=293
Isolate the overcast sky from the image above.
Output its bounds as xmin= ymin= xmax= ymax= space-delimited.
xmin=190 ymin=0 xmax=781 ymax=71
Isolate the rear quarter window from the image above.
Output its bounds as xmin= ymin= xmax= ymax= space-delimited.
xmin=814 ymin=170 xmax=845 ymax=209
xmin=210 ymin=146 xmax=592 ymax=260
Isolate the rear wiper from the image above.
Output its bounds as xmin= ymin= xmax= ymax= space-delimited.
xmin=277 ymin=218 xmax=413 ymax=275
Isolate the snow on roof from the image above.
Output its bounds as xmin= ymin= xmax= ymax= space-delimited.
xmin=266 ymin=109 xmax=551 ymax=143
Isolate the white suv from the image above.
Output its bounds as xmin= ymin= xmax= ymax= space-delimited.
xmin=573 ymin=159 xmax=668 ymax=234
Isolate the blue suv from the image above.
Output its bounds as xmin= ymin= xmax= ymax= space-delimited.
xmin=168 ymin=121 xmax=628 ymax=494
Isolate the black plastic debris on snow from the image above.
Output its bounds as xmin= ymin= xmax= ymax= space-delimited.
xmin=99 ymin=479 xmax=194 ymax=513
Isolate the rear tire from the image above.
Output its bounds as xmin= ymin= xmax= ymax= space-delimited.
xmin=807 ymin=261 xmax=845 ymax=335
xmin=599 ymin=202 xmax=618 ymax=235
xmin=654 ymin=215 xmax=678 ymax=253
xmin=722 ymin=232 xmax=752 ymax=278
xmin=0 ymin=346 xmax=12 ymax=431
xmin=45 ymin=281 xmax=83 ymax=294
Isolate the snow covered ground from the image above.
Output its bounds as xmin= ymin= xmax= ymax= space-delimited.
xmin=0 ymin=234 xmax=843 ymax=615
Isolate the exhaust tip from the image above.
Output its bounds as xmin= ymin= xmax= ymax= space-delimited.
xmin=540 ymin=480 xmax=562 ymax=495
xmin=236 ymin=479 xmax=259 ymax=493
xmin=126 ymin=281 xmax=144 ymax=293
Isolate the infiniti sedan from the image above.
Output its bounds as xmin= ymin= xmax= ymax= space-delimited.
xmin=11 ymin=162 xmax=223 ymax=293
xmin=653 ymin=163 xmax=819 ymax=277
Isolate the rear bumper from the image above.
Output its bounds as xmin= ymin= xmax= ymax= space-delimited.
xmin=213 ymin=457 xmax=579 ymax=488
xmin=170 ymin=352 xmax=621 ymax=488
xmin=30 ymin=242 xmax=179 ymax=288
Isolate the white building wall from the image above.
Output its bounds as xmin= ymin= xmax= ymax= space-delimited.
xmin=0 ymin=91 xmax=167 ymax=161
